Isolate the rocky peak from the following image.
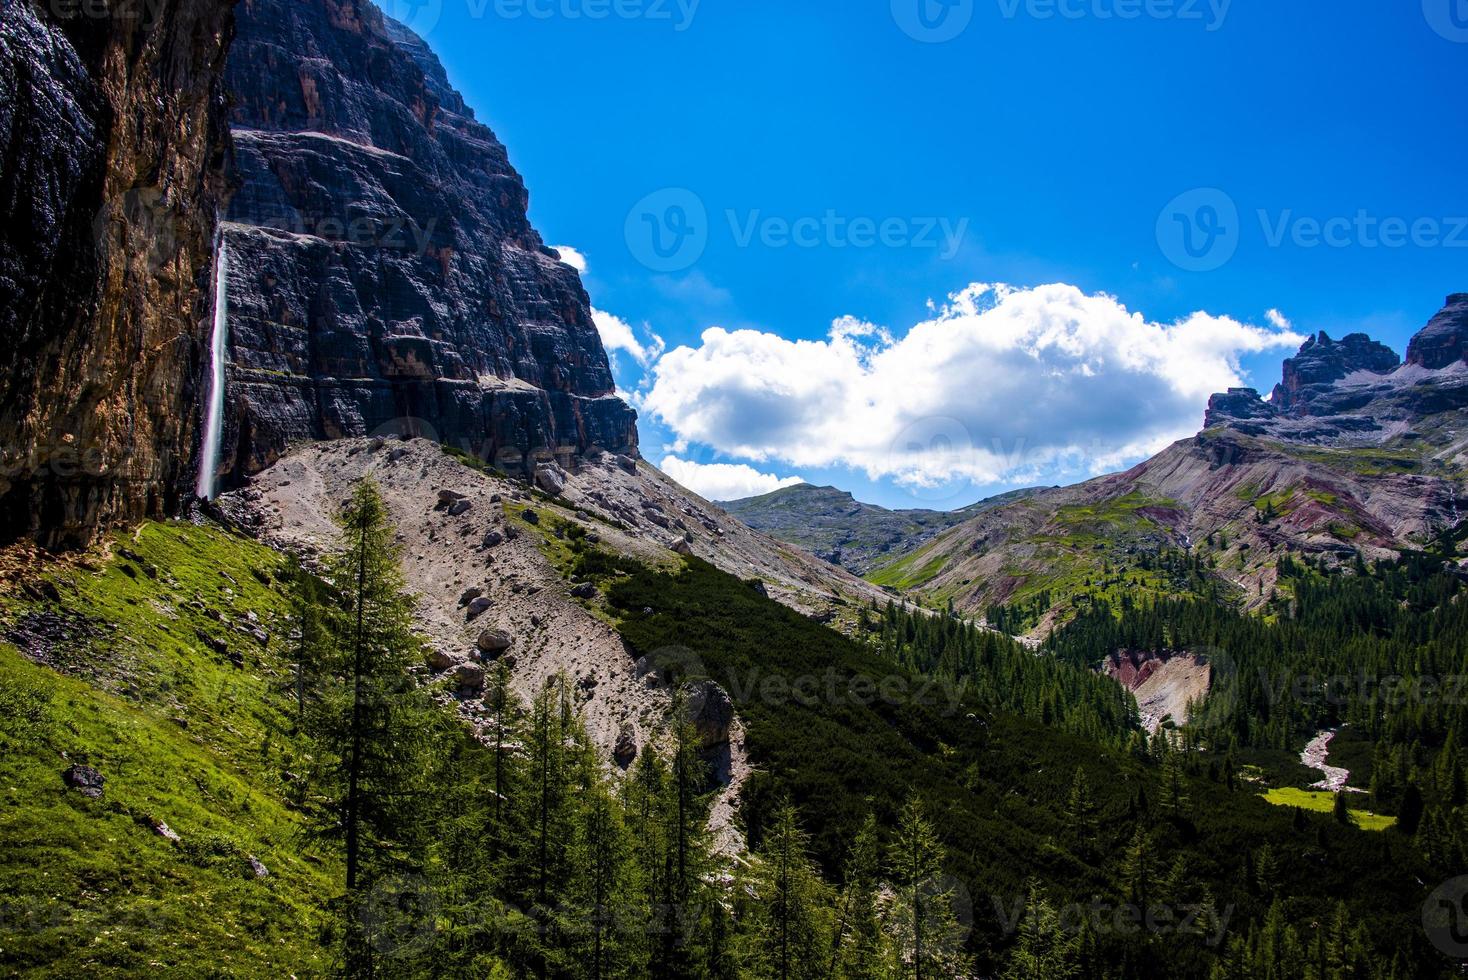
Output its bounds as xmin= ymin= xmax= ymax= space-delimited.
xmin=215 ymin=0 xmax=637 ymax=486
xmin=1270 ymin=331 xmax=1401 ymax=414
xmin=1405 ymin=293 xmax=1468 ymax=369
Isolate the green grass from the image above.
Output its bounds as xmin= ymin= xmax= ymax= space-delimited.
xmin=865 ymin=541 xmax=949 ymax=590
xmin=1260 ymin=788 xmax=1396 ymax=831
xmin=0 ymin=522 xmax=339 ymax=977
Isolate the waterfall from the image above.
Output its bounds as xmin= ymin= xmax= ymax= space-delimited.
xmin=196 ymin=240 xmax=229 ymax=500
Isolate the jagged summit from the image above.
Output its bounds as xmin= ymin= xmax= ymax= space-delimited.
xmin=1204 ymin=294 xmax=1468 ymax=445
xmin=1406 ymin=293 xmax=1468 ymax=369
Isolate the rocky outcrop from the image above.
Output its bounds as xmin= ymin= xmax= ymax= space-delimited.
xmin=0 ymin=0 xmax=235 ymax=549
xmin=1270 ymin=331 xmax=1400 ymax=415
xmin=1406 ymin=294 xmax=1468 ymax=369
xmin=214 ymin=0 xmax=637 ymax=487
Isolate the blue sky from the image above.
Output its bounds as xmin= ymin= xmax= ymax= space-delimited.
xmin=383 ymin=0 xmax=1468 ymax=508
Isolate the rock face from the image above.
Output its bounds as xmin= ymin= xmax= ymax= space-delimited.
xmin=1270 ymin=331 xmax=1400 ymax=414
xmin=214 ymin=0 xmax=638 ymax=487
xmin=0 ymin=0 xmax=235 ymax=549
xmin=1406 ymin=294 xmax=1468 ymax=369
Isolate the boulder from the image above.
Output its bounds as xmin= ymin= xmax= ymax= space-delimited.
xmin=454 ymin=662 xmax=487 ymax=690
xmin=570 ymin=582 xmax=598 ymax=600
xmin=466 ymin=596 xmax=493 ymax=619
xmin=477 ymin=629 xmax=514 ymax=655
xmin=669 ymin=536 xmax=694 ymax=557
xmin=614 ymin=724 xmax=638 ymax=767
xmin=438 ymin=489 xmax=468 ymax=506
xmin=247 ymin=855 xmax=270 ymax=878
xmin=482 ymin=530 xmax=504 ymax=548
xmin=522 ymin=510 xmax=540 ymax=526
xmin=448 ymin=499 xmax=473 ymax=517
xmin=458 ymin=587 xmax=484 ymax=607
xmin=62 ymin=764 xmax=105 ymax=799
xmin=682 ymin=681 xmax=734 ymax=750
xmin=535 ymin=463 xmax=568 ymax=496
xmin=426 ymin=649 xmax=456 ymax=671
xmin=614 ymin=455 xmax=638 ymax=474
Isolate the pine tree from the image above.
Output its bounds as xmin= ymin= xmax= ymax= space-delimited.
xmin=745 ymin=804 xmax=832 ymax=980
xmin=888 ymin=797 xmax=965 ymax=980
xmin=1002 ymin=880 xmax=1080 ymax=980
xmin=300 ymin=478 xmax=447 ymax=976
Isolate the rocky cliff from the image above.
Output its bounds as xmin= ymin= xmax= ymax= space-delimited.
xmin=214 ymin=0 xmax=637 ymax=486
xmin=0 ymin=0 xmax=235 ymax=549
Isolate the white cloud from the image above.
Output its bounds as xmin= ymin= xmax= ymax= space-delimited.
xmin=551 ymin=245 xmax=587 ymax=273
xmin=593 ymin=309 xmax=666 ymax=369
xmin=1265 ymin=308 xmax=1292 ymax=330
xmin=642 ymin=282 xmax=1304 ymax=489
xmin=660 ymin=455 xmax=804 ymax=502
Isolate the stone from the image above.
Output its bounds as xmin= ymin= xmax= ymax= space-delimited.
xmin=477 ymin=629 xmax=514 ymax=655
xmin=669 ymin=536 xmax=694 ymax=557
xmin=615 ymin=455 xmax=638 ymax=474
xmin=426 ymin=649 xmax=456 ymax=671
xmin=682 ymin=681 xmax=734 ymax=750
xmin=482 ymin=530 xmax=504 ymax=548
xmin=570 ymin=582 xmax=598 ymax=600
xmin=454 ymin=662 xmax=486 ymax=690
xmin=614 ymin=724 xmax=638 ymax=767
xmin=62 ymin=764 xmax=105 ymax=799
xmin=522 ymin=510 xmax=540 ymax=526
xmin=247 ymin=855 xmax=270 ymax=878
xmin=466 ymin=596 xmax=493 ymax=618
xmin=535 ymin=463 xmax=567 ymax=496
xmin=438 ymin=490 xmax=468 ymax=506
xmin=150 ymin=819 xmax=181 ymax=843
xmin=458 ymin=587 xmax=484 ymax=607
xmin=448 ymin=499 xmax=474 ymax=517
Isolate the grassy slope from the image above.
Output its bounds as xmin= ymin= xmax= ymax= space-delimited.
xmin=0 ymin=522 xmax=338 ymax=977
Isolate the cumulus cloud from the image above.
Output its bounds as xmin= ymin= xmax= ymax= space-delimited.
xmin=551 ymin=245 xmax=587 ymax=273
xmin=660 ymin=456 xmax=804 ymax=502
xmin=642 ymin=283 xmax=1304 ymax=489
xmin=1265 ymin=308 xmax=1292 ymax=331
xmin=593 ymin=309 xmax=666 ymax=369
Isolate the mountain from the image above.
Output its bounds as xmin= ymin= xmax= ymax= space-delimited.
xmin=719 ymin=482 xmax=1038 ymax=574
xmin=216 ymin=0 xmax=638 ymax=486
xmin=0 ymin=0 xmax=234 ymax=548
xmin=874 ymin=296 xmax=1468 ymax=633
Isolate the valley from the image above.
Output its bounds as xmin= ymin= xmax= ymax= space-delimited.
xmin=1 ymin=0 xmax=1465 ymax=976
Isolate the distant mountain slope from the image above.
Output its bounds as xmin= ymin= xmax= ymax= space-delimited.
xmin=877 ymin=294 xmax=1468 ymax=634
xmin=721 ymin=483 xmax=1037 ymax=574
